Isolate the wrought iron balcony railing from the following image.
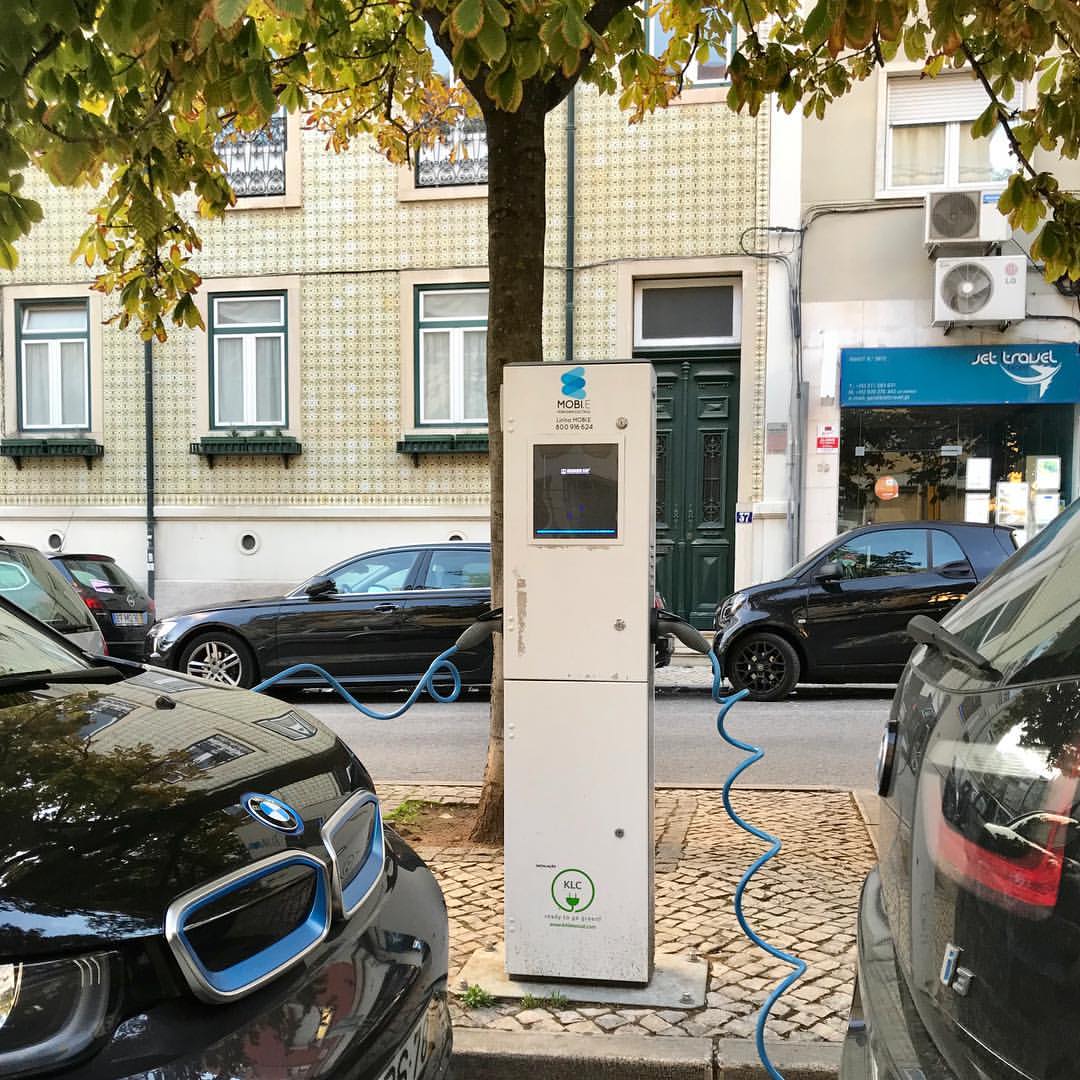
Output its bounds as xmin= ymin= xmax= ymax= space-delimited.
xmin=215 ymin=109 xmax=288 ymax=198
xmin=416 ymin=117 xmax=488 ymax=188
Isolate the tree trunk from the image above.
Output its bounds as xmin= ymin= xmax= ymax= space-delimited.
xmin=468 ymin=89 xmax=548 ymax=844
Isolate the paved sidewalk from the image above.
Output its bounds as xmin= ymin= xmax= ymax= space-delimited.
xmin=380 ymin=784 xmax=875 ymax=1048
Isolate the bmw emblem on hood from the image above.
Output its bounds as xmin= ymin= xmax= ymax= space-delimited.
xmin=241 ymin=792 xmax=304 ymax=835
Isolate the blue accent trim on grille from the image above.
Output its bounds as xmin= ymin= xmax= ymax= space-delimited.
xmin=167 ymin=852 xmax=331 ymax=1001
xmin=321 ymin=791 xmax=386 ymax=919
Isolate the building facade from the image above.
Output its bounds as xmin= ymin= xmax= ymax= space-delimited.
xmin=786 ymin=63 xmax=1080 ymax=558
xmin=0 ymin=71 xmax=781 ymax=626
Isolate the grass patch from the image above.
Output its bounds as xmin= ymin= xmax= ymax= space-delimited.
xmin=520 ymin=991 xmax=568 ymax=1010
xmin=460 ymin=984 xmax=495 ymax=1009
xmin=385 ymin=799 xmax=427 ymax=827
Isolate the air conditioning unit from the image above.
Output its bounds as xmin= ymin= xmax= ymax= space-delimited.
xmin=933 ymin=255 xmax=1026 ymax=325
xmin=925 ymin=189 xmax=1011 ymax=246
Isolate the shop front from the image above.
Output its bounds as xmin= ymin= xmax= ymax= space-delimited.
xmin=838 ymin=343 xmax=1080 ymax=543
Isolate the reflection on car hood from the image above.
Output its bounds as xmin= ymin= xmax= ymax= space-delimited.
xmin=0 ymin=669 xmax=367 ymax=957
xmin=166 ymin=595 xmax=283 ymax=618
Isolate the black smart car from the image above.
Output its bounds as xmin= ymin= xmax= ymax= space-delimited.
xmin=713 ymin=521 xmax=1016 ymax=700
xmin=0 ymin=596 xmax=451 ymax=1079
xmin=50 ymin=552 xmax=154 ymax=661
xmin=844 ymin=500 xmax=1080 ymax=1079
xmin=147 ymin=542 xmax=674 ymax=689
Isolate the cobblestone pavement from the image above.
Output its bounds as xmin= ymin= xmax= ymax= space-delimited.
xmin=380 ymin=784 xmax=876 ymax=1044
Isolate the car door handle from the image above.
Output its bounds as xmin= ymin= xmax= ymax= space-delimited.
xmin=373 ymin=603 xmax=399 ymax=614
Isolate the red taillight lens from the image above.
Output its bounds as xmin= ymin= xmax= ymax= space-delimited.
xmin=81 ymin=593 xmax=105 ymax=612
xmin=922 ymin=771 xmax=1074 ymax=919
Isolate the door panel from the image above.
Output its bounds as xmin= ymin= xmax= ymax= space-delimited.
xmin=653 ymin=359 xmax=739 ymax=627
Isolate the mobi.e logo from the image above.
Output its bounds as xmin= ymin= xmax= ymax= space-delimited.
xmin=558 ymin=366 xmax=588 ymax=409
xmin=551 ymin=868 xmax=595 ymax=912
xmin=972 ymin=347 xmax=1062 ymax=399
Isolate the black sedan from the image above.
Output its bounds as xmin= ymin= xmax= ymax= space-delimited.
xmin=148 ymin=543 xmax=495 ymax=690
xmin=0 ymin=595 xmax=450 ymax=1079
xmin=713 ymin=521 xmax=1017 ymax=700
xmin=148 ymin=542 xmax=675 ymax=689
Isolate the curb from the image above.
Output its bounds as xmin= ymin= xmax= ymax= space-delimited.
xmin=850 ymin=789 xmax=881 ymax=859
xmin=452 ymin=1030 xmax=842 ymax=1079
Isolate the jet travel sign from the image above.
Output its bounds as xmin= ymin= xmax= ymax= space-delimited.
xmin=840 ymin=343 xmax=1080 ymax=407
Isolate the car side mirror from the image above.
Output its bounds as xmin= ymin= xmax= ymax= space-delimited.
xmin=938 ymin=559 xmax=974 ymax=580
xmin=305 ymin=578 xmax=336 ymax=598
xmin=813 ymin=560 xmax=843 ymax=584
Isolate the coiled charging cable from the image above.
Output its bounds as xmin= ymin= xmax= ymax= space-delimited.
xmin=251 ymin=608 xmax=503 ymax=719
xmin=656 ymin=611 xmax=806 ymax=1080
xmin=709 ymin=650 xmax=806 ymax=1080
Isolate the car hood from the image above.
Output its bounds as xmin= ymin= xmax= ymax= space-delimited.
xmin=739 ymin=577 xmax=800 ymax=601
xmin=164 ymin=595 xmax=284 ymax=618
xmin=0 ymin=669 xmax=367 ymax=958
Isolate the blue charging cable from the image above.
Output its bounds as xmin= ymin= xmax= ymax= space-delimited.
xmin=710 ymin=652 xmax=806 ymax=1080
xmin=252 ymin=645 xmax=463 ymax=717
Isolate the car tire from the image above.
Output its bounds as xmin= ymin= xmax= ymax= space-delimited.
xmin=177 ymin=631 xmax=258 ymax=689
xmin=725 ymin=632 xmax=800 ymax=702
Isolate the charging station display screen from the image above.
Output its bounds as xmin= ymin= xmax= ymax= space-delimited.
xmin=533 ymin=443 xmax=619 ymax=539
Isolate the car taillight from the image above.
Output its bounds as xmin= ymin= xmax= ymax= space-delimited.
xmin=81 ymin=593 xmax=105 ymax=612
xmin=922 ymin=769 xmax=1075 ymax=919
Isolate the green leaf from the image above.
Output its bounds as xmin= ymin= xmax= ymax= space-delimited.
xmin=512 ymin=38 xmax=544 ymax=79
xmin=266 ymin=0 xmax=308 ymax=16
xmin=484 ymin=64 xmax=523 ymax=109
xmin=802 ymin=0 xmax=832 ymax=43
xmin=476 ymin=16 xmax=507 ymax=61
xmin=211 ymin=0 xmax=248 ymax=27
xmin=0 ymin=237 xmax=17 ymax=271
xmin=561 ymin=6 xmax=590 ymax=50
xmin=451 ymin=0 xmax=486 ymax=40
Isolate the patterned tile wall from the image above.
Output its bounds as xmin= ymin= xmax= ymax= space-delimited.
xmin=0 ymin=88 xmax=766 ymax=508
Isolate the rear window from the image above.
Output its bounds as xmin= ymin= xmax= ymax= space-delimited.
xmin=0 ymin=546 xmax=95 ymax=634
xmin=943 ymin=498 xmax=1080 ymax=684
xmin=61 ymin=557 xmax=140 ymax=596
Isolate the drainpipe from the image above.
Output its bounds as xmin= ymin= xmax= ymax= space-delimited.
xmin=144 ymin=340 xmax=156 ymax=602
xmin=565 ymin=88 xmax=576 ymax=363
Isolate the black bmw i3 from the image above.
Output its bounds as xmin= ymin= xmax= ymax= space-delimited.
xmin=0 ymin=596 xmax=450 ymax=1079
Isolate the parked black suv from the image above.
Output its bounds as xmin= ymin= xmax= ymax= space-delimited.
xmin=713 ymin=522 xmax=1016 ymax=700
xmin=843 ymin=500 xmax=1080 ymax=1079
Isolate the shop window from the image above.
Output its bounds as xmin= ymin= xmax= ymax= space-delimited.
xmin=415 ymin=286 xmax=488 ymax=425
xmin=838 ymin=404 xmax=1074 ymax=533
xmin=633 ymin=278 xmax=740 ymax=349
xmin=16 ymin=300 xmax=90 ymax=431
xmin=882 ymin=73 xmax=1019 ymax=194
xmin=647 ymin=15 xmax=734 ymax=92
xmin=209 ymin=293 xmax=287 ymax=428
xmin=832 ymin=529 xmax=929 ymax=578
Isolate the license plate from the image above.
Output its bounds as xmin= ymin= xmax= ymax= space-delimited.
xmin=379 ymin=1011 xmax=430 ymax=1080
xmin=111 ymin=612 xmax=146 ymax=627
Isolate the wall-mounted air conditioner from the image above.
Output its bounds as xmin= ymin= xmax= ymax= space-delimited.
xmin=925 ymin=189 xmax=1011 ymax=247
xmin=933 ymin=255 xmax=1026 ymax=325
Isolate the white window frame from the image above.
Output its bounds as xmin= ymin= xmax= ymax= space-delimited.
xmin=646 ymin=15 xmax=734 ymax=90
xmin=417 ymin=287 xmax=488 ymax=426
xmin=18 ymin=302 xmax=90 ymax=431
xmin=878 ymin=72 xmax=1021 ymax=199
xmin=633 ymin=277 xmax=742 ymax=349
xmin=211 ymin=294 xmax=287 ymax=428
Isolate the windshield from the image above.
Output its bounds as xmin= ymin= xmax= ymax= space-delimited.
xmin=785 ymin=536 xmax=840 ymax=579
xmin=0 ymin=600 xmax=91 ymax=677
xmin=0 ymin=546 xmax=95 ymax=634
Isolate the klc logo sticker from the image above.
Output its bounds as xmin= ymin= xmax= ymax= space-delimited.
xmin=559 ymin=367 xmax=587 ymax=400
xmin=551 ymin=868 xmax=595 ymax=912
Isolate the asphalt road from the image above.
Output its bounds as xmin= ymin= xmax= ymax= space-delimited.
xmin=291 ymin=683 xmax=892 ymax=789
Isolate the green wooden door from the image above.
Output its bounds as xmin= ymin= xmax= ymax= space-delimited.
xmin=654 ymin=358 xmax=739 ymax=628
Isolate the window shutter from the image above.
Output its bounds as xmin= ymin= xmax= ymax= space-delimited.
xmin=888 ymin=73 xmax=1022 ymax=126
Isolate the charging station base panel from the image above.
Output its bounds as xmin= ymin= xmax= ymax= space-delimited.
xmin=504 ymin=678 xmax=653 ymax=984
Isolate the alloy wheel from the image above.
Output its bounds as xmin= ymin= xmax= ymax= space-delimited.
xmin=185 ymin=639 xmax=244 ymax=686
xmin=732 ymin=639 xmax=788 ymax=694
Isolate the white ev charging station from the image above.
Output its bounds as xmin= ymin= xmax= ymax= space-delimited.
xmin=502 ymin=360 xmax=656 ymax=983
